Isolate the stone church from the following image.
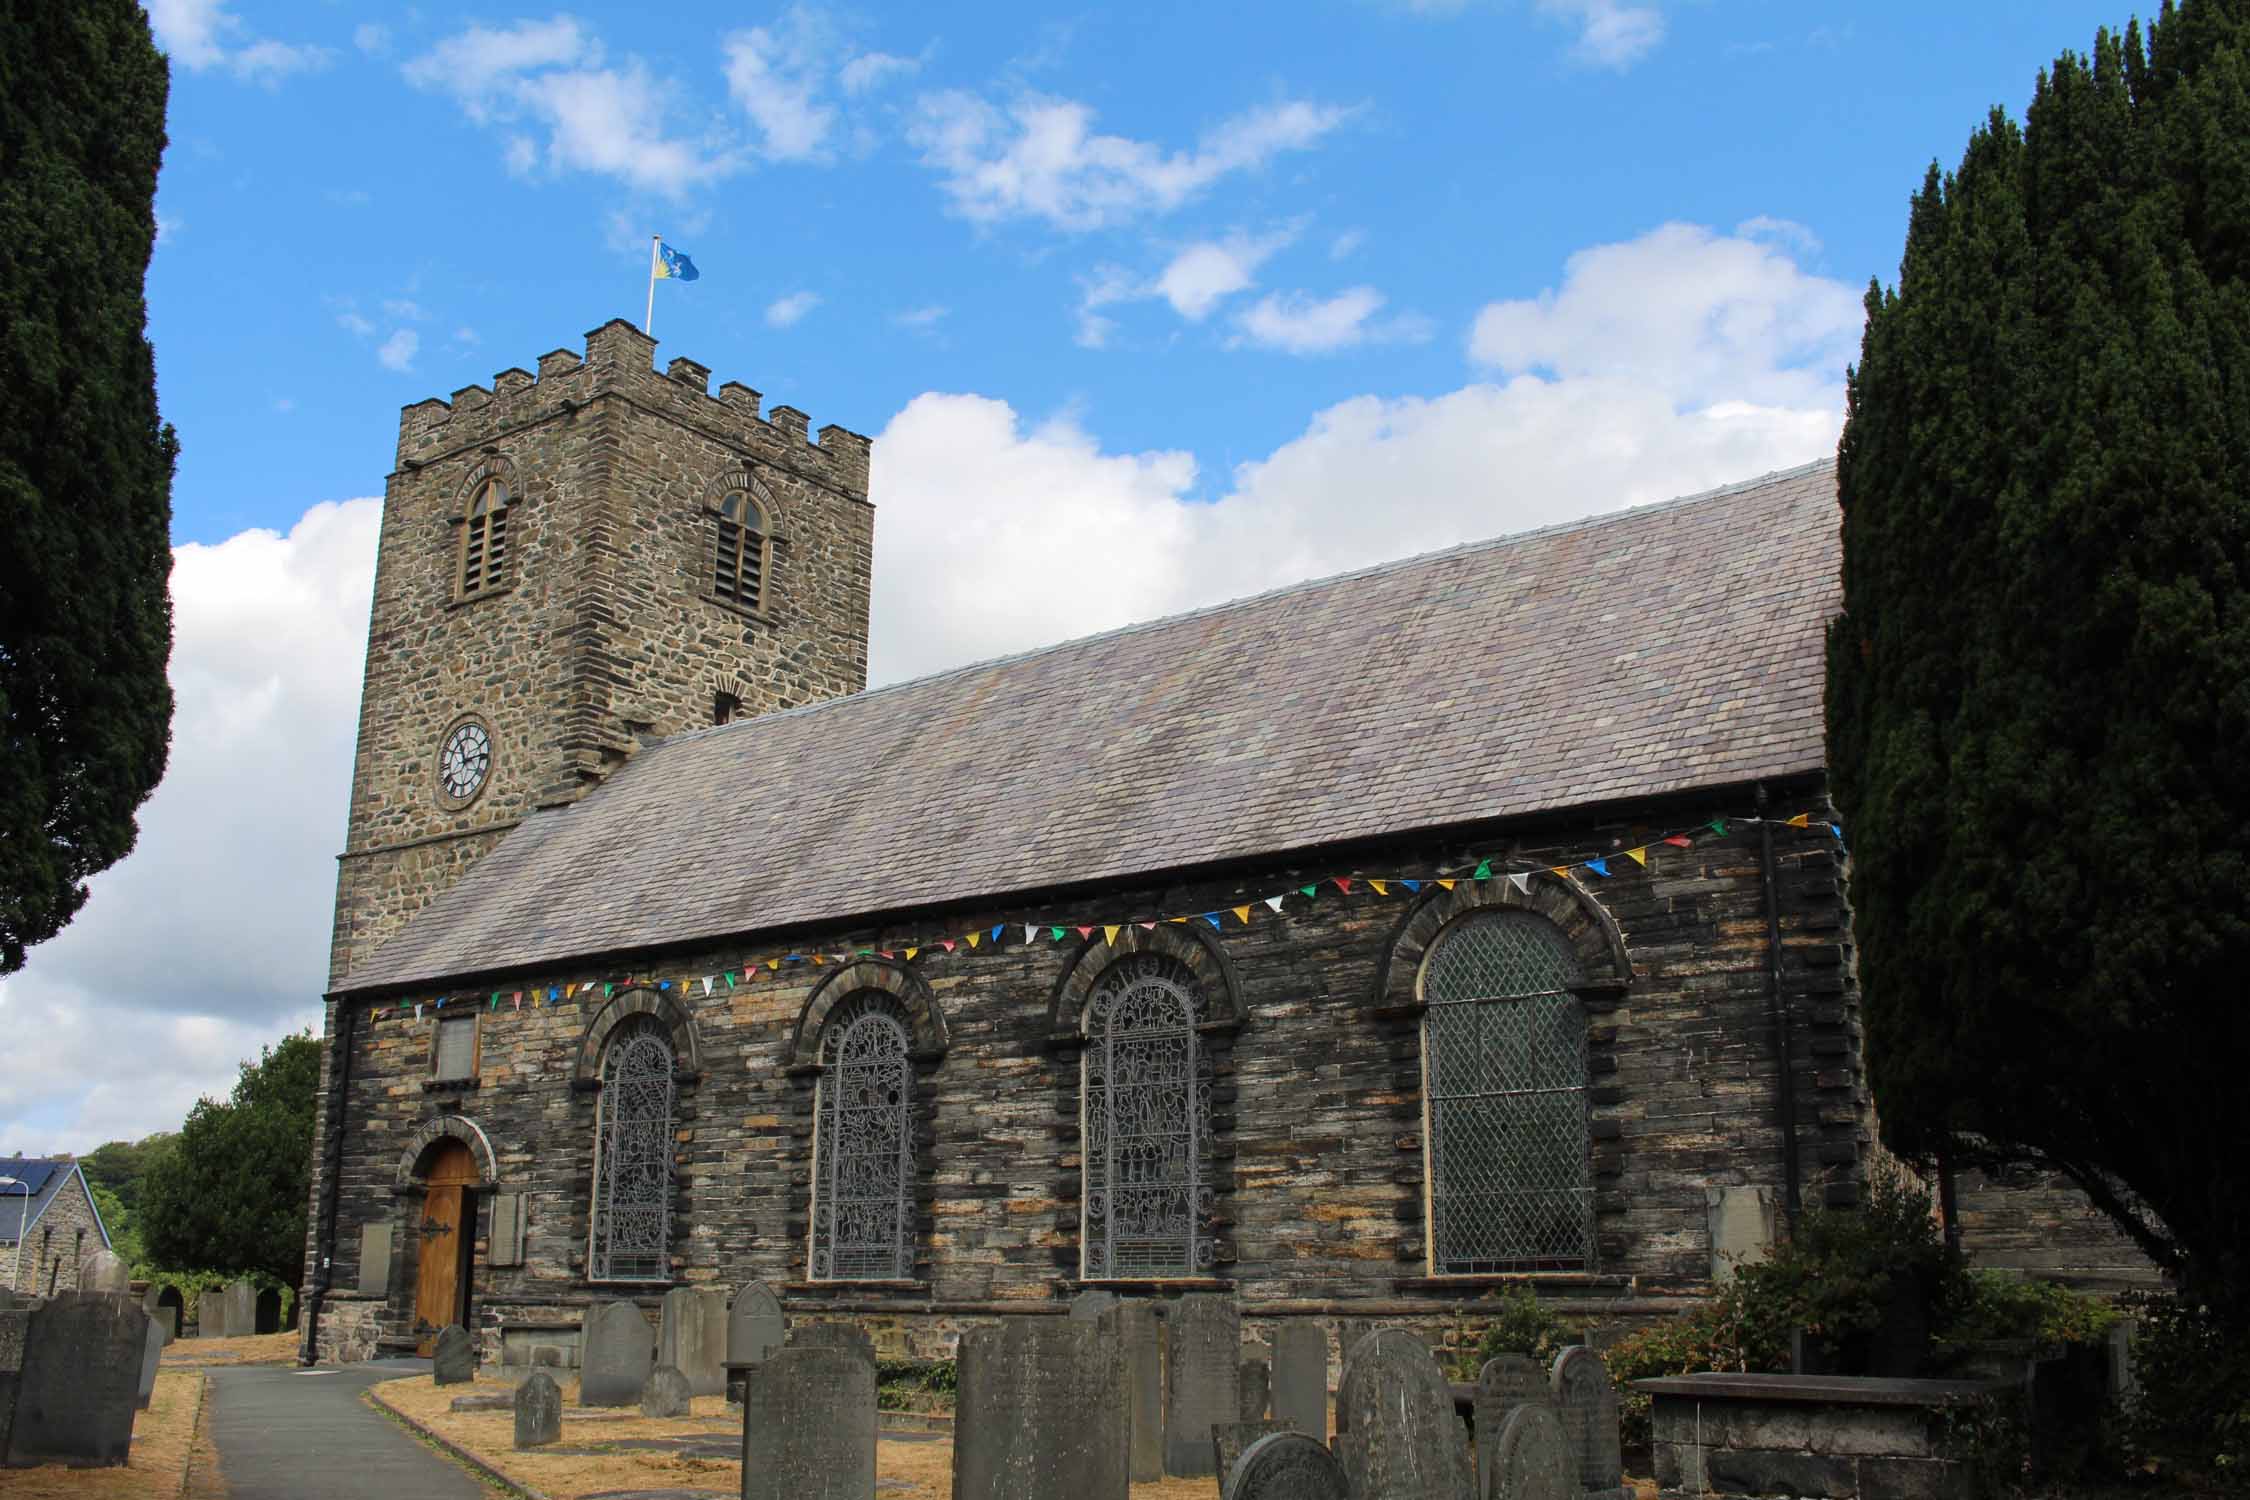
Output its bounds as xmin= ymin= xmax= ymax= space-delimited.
xmin=298 ymin=318 xmax=1870 ymax=1368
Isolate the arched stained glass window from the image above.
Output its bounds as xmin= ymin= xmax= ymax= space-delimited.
xmin=459 ymin=479 xmax=510 ymax=597
xmin=1082 ymin=953 xmax=1213 ymax=1278
xmin=1421 ymin=910 xmax=1592 ymax=1273
xmin=714 ymin=491 xmax=770 ymax=611
xmin=591 ymin=1018 xmax=675 ymax=1281
xmin=810 ymin=995 xmax=915 ymax=1281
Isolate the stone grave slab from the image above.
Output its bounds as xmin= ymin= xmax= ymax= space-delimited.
xmin=1214 ymin=1418 xmax=1296 ymax=1480
xmin=451 ymin=1392 xmax=516 ymax=1412
xmin=660 ymin=1287 xmax=728 ymax=1396
xmin=1333 ymin=1327 xmax=1473 ymax=1500
xmin=196 ymin=1288 xmax=227 ymax=1339
xmin=786 ymin=1319 xmax=876 ymax=1370
xmin=642 ymin=1363 xmax=692 ymax=1418
xmin=742 ymin=1344 xmax=877 ymax=1500
xmin=255 ymin=1287 xmax=283 ymax=1335
xmin=80 ymin=1248 xmax=130 ymax=1294
xmin=0 ymin=1308 xmax=25 ymax=1464
xmin=1164 ymin=1292 xmax=1239 ymax=1477
xmin=515 ymin=1371 xmax=563 ymax=1449
xmin=151 ymin=1286 xmax=182 ymax=1343
xmin=1240 ymin=1356 xmax=1271 ymax=1421
xmin=1550 ymin=1347 xmax=1626 ymax=1499
xmin=581 ymin=1300 xmax=657 ymax=1407
xmin=1476 ymin=1355 xmax=1550 ymax=1498
xmin=433 ymin=1324 xmax=475 ymax=1385
xmin=6 ymin=1290 xmax=148 ymax=1468
xmin=1271 ymin=1322 xmax=1327 ymax=1441
xmin=724 ymin=1280 xmax=784 ymax=1401
xmin=954 ymin=1317 xmax=1128 ymax=1500
xmin=136 ymin=1314 xmax=164 ymax=1410
xmin=223 ymin=1279 xmax=257 ymax=1338
xmin=1487 ymin=1404 xmax=1574 ymax=1500
xmin=1221 ymin=1430 xmax=1351 ymax=1500
xmin=1119 ymin=1299 xmax=1165 ymax=1483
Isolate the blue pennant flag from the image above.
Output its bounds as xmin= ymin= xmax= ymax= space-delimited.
xmin=1583 ymin=858 xmax=1610 ymax=877
xmin=655 ymin=241 xmax=700 ymax=281
xmin=1401 ymin=879 xmax=1421 ymax=893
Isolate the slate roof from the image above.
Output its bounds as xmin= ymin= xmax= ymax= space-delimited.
xmin=337 ymin=458 xmax=1842 ymax=994
xmin=0 ymin=1158 xmax=105 ymax=1247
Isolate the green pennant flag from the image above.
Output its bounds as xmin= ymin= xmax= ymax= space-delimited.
xmin=489 ymin=992 xmax=499 ymax=1010
xmin=603 ymin=982 xmax=614 ymax=997
xmin=1300 ymin=884 xmax=1317 ymax=898
xmin=1709 ymin=817 xmax=1728 ymax=835
xmin=1050 ymin=925 xmax=1065 ymax=941
xmin=724 ymin=972 xmax=736 ymax=988
xmin=1472 ymin=859 xmax=1492 ymax=881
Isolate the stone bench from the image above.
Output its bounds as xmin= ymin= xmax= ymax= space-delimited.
xmin=1636 ymin=1372 xmax=2002 ymax=1500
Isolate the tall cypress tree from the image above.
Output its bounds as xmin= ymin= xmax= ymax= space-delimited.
xmin=0 ymin=1 xmax=177 ymax=972
xmin=1828 ymin=0 xmax=2250 ymax=1318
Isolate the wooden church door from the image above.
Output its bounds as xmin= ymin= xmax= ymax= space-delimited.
xmin=414 ymin=1138 xmax=479 ymax=1356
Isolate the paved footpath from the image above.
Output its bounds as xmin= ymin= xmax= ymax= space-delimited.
xmin=202 ymin=1358 xmax=491 ymax=1500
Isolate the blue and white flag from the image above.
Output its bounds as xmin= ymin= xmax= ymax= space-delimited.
xmin=655 ymin=241 xmax=700 ymax=281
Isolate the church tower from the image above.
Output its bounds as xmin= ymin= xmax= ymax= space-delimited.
xmin=328 ymin=320 xmax=873 ymax=984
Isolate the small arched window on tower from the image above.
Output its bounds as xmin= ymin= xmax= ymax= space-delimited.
xmin=458 ymin=478 xmax=511 ymax=597
xmin=714 ymin=490 xmax=770 ymax=612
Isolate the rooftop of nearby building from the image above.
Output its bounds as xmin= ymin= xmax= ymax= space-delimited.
xmin=0 ymin=1158 xmax=94 ymax=1245
xmin=336 ymin=457 xmax=1843 ymax=994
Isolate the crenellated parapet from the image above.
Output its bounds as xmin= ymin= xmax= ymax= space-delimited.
xmin=395 ymin=318 xmax=872 ymax=500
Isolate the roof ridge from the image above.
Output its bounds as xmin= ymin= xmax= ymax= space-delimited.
xmin=654 ymin=455 xmax=1840 ymax=751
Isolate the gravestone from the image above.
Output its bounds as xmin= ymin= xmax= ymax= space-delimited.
xmin=1240 ymin=1356 xmax=1271 ymax=1421
xmin=433 ymin=1323 xmax=475 ymax=1385
xmin=1214 ymin=1419 xmax=1296 ymax=1480
xmin=742 ymin=1344 xmax=878 ymax=1500
xmin=223 ymin=1279 xmax=256 ymax=1339
xmin=196 ymin=1288 xmax=227 ymax=1339
xmin=1221 ymin=1430 xmax=1351 ymax=1500
xmin=5 ymin=1291 xmax=148 ymax=1467
xmin=1069 ymin=1289 xmax=1119 ymax=1322
xmin=1119 ymin=1299 xmax=1166 ymax=1483
xmin=1550 ymin=1347 xmax=1625 ymax=1498
xmin=660 ymin=1287 xmax=728 ymax=1396
xmin=357 ymin=1223 xmax=394 ymax=1297
xmin=1333 ymin=1328 xmax=1473 ymax=1500
xmin=954 ymin=1317 xmax=1129 ymax=1500
xmin=1487 ymin=1404 xmax=1574 ymax=1500
xmin=728 ymin=1280 xmax=785 ymax=1363
xmin=786 ymin=1319 xmax=876 ymax=1370
xmin=1272 ymin=1322 xmax=1327 ymax=1440
xmin=580 ymin=1299 xmax=657 ymax=1407
xmin=1164 ymin=1293 xmax=1240 ymax=1477
xmin=136 ymin=1314 xmax=164 ymax=1410
xmin=1476 ymin=1355 xmax=1550 ymax=1499
xmin=640 ymin=1362 xmax=692 ymax=1418
xmin=152 ymin=1285 xmax=183 ymax=1343
xmin=514 ymin=1370 xmax=562 ymax=1449
xmin=0 ymin=1308 xmax=27 ymax=1463
xmin=80 ymin=1247 xmax=130 ymax=1294
xmin=1331 ymin=1322 xmax=1408 ymax=1433
xmin=255 ymin=1287 xmax=283 ymax=1336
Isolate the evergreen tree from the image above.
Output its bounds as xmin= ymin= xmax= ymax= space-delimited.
xmin=141 ymin=1034 xmax=320 ymax=1291
xmin=0 ymin=1 xmax=177 ymax=973
xmin=1828 ymin=0 xmax=2250 ymax=1319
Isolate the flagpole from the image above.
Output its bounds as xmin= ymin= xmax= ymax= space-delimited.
xmin=645 ymin=235 xmax=660 ymax=335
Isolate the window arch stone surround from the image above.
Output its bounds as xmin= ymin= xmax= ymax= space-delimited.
xmin=571 ymin=985 xmax=702 ymax=1086
xmin=1371 ymin=869 xmax=1632 ymax=1013
xmin=392 ymin=1113 xmax=501 ymax=1191
xmin=787 ymin=959 xmax=948 ymax=1065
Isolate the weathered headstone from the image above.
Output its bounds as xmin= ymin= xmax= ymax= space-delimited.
xmin=1331 ymin=1322 xmax=1408 ymax=1433
xmin=1333 ymin=1328 xmax=1473 ymax=1500
xmin=80 ymin=1247 xmax=130 ymax=1295
xmin=223 ymin=1279 xmax=256 ymax=1339
xmin=1214 ymin=1418 xmax=1296 ymax=1481
xmin=1221 ymin=1430 xmax=1351 ymax=1500
xmin=255 ymin=1287 xmax=283 ymax=1336
xmin=488 ymin=1192 xmax=527 ymax=1267
xmin=1486 ymin=1404 xmax=1574 ymax=1500
xmin=728 ymin=1280 xmax=786 ymax=1364
xmin=1272 ymin=1322 xmax=1328 ymax=1440
xmin=954 ymin=1317 xmax=1129 ymax=1500
xmin=152 ymin=1285 xmax=183 ymax=1343
xmin=432 ymin=1323 xmax=475 ymax=1385
xmin=743 ymin=1344 xmax=878 ymax=1500
xmin=514 ymin=1370 xmax=562 ymax=1449
xmin=0 ymin=1308 xmax=27 ymax=1463
xmin=1165 ymin=1293 xmax=1240 ymax=1477
xmin=1119 ymin=1299 xmax=1166 ymax=1483
xmin=1069 ymin=1289 xmax=1119 ymax=1322
xmin=196 ymin=1288 xmax=227 ymax=1339
xmin=1550 ymin=1347 xmax=1625 ymax=1498
xmin=136 ymin=1314 xmax=165 ymax=1410
xmin=1240 ymin=1356 xmax=1271 ymax=1421
xmin=641 ymin=1361 xmax=692 ymax=1418
xmin=5 ymin=1291 xmax=148 ymax=1467
xmin=1476 ymin=1355 xmax=1550 ymax=1499
xmin=786 ymin=1319 xmax=876 ymax=1370
xmin=660 ymin=1286 xmax=728 ymax=1396
xmin=579 ymin=1299 xmax=656 ymax=1407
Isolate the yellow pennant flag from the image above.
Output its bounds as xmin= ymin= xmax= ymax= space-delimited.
xmin=1435 ymin=878 xmax=1456 ymax=891
xmin=1786 ymin=813 xmax=1811 ymax=827
xmin=766 ymin=959 xmax=780 ymax=971
xmin=812 ymin=954 xmax=826 ymax=965
xmin=966 ymin=931 xmax=981 ymax=948
xmin=1626 ymin=847 xmax=1649 ymax=867
xmin=1550 ymin=866 xmax=1571 ymax=878
xmin=1232 ymin=905 xmax=1251 ymax=925
xmin=1369 ymin=880 xmax=1389 ymax=896
xmin=1103 ymin=924 xmax=1121 ymax=946
xmin=1168 ymin=915 xmax=1190 ymax=923
xmin=904 ymin=947 xmax=918 ymax=961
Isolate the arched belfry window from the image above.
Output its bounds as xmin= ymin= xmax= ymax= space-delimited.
xmin=1421 ymin=910 xmax=1592 ymax=1273
xmin=590 ymin=1017 xmax=676 ymax=1281
xmin=810 ymin=994 xmax=915 ymax=1281
xmin=1082 ymin=953 xmax=1213 ymax=1278
xmin=714 ymin=490 xmax=770 ymax=612
xmin=459 ymin=478 xmax=510 ymax=597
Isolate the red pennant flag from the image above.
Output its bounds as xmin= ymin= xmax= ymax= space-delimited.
xmin=1663 ymin=835 xmax=1692 ymax=847
xmin=940 ymin=939 xmax=956 ymax=952
xmin=1332 ymin=877 xmax=1352 ymax=894
xmin=1076 ymin=925 xmax=1095 ymax=940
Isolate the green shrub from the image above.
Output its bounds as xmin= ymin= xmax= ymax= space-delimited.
xmin=1937 ymin=1268 xmax=2119 ymax=1352
xmin=2122 ymin=1293 xmax=2250 ymax=1483
xmin=1474 ymin=1286 xmax=1575 ymax=1371
xmin=874 ymin=1357 xmax=957 ymax=1412
xmin=1601 ymin=1295 xmax=1784 ymax=1452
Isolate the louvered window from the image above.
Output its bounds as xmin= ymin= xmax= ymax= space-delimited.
xmin=434 ymin=1015 xmax=477 ymax=1081
xmin=810 ymin=995 xmax=916 ymax=1281
xmin=714 ymin=491 xmax=769 ymax=611
xmin=1082 ymin=954 xmax=1214 ymax=1278
xmin=459 ymin=479 xmax=511 ymax=597
xmin=1422 ymin=911 xmax=1593 ymax=1273
xmin=590 ymin=1018 xmax=676 ymax=1281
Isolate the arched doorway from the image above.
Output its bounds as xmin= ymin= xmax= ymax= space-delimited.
xmin=414 ymin=1136 xmax=480 ymax=1356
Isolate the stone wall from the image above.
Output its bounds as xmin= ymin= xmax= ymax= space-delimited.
xmin=2 ymin=1174 xmax=105 ymax=1298
xmin=308 ymin=778 xmax=1863 ymax=1358
xmin=1950 ymin=1167 xmax=2164 ymax=1293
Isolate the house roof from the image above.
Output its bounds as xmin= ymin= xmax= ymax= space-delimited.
xmin=337 ymin=458 xmax=1842 ymax=995
xmin=0 ymin=1158 xmax=107 ymax=1248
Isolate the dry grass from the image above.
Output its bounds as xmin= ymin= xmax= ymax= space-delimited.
xmin=371 ymin=1370 xmax=1220 ymax=1499
xmin=5 ymin=1369 xmax=205 ymax=1500
xmin=159 ymin=1331 xmax=298 ymax=1368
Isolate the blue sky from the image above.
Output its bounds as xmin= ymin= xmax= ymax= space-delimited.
xmin=3 ymin=0 xmax=2129 ymax=1150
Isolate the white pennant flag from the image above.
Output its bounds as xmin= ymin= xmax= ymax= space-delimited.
xmin=1264 ymin=895 xmax=1285 ymax=912
xmin=413 ymin=1003 xmax=424 ymax=1020
xmin=1507 ymin=872 xmax=1531 ymax=895
xmin=1024 ymin=925 xmax=1038 ymax=944
xmin=700 ymin=976 xmax=713 ymax=996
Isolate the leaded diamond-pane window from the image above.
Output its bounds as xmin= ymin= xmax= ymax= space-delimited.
xmin=591 ymin=1019 xmax=675 ymax=1281
xmin=1082 ymin=954 xmax=1213 ymax=1278
xmin=1422 ymin=911 xmax=1592 ymax=1273
xmin=811 ymin=995 xmax=915 ymax=1281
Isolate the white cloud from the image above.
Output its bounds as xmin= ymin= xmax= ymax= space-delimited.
xmin=908 ymin=92 xmax=1353 ymax=230
xmin=383 ymin=298 xmax=428 ymax=321
xmin=1537 ymin=0 xmax=1665 ymax=69
xmin=147 ymin=0 xmax=330 ymax=82
xmin=722 ymin=8 xmax=921 ymax=162
xmin=154 ymin=214 xmax=183 ymax=246
xmin=839 ymin=50 xmax=918 ymax=96
xmin=377 ymin=329 xmax=420 ymax=372
xmin=0 ymin=500 xmax=379 ymax=1149
xmin=336 ymin=310 xmax=374 ymax=336
xmin=353 ymin=22 xmax=391 ymax=56
xmin=1157 ymin=232 xmax=1291 ymax=320
xmin=764 ymin=291 xmax=822 ymax=328
xmin=894 ymin=304 xmax=948 ymax=331
xmin=1329 ymin=228 xmax=1366 ymax=260
xmin=454 ymin=327 xmax=480 ymax=346
xmin=1232 ymin=286 xmax=1431 ymax=354
xmin=405 ymin=18 xmax=738 ymax=197
xmin=230 ymin=38 xmax=332 ymax=85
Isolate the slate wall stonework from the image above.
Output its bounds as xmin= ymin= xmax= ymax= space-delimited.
xmin=3 ymin=1175 xmax=106 ymax=1299
xmin=305 ymin=783 xmax=1868 ymax=1359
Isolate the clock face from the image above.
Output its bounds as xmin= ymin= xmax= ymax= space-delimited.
xmin=438 ymin=721 xmax=492 ymax=803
